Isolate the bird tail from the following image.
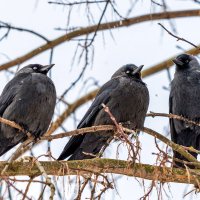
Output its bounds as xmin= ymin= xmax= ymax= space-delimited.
xmin=58 ymin=147 xmax=99 ymax=161
xmin=67 ymin=136 xmax=112 ymax=161
xmin=173 ymin=151 xmax=197 ymax=168
xmin=173 ymin=130 xmax=198 ymax=168
xmin=58 ymin=134 xmax=111 ymax=161
xmin=0 ymin=143 xmax=18 ymax=157
xmin=67 ymin=149 xmax=96 ymax=160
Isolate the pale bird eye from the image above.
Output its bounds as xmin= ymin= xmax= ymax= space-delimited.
xmin=126 ymin=70 xmax=130 ymax=74
xmin=33 ymin=67 xmax=38 ymax=70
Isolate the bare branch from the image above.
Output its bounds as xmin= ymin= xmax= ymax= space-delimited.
xmin=141 ymin=46 xmax=200 ymax=78
xmin=147 ymin=112 xmax=200 ymax=127
xmin=48 ymin=1 xmax=108 ymax=6
xmin=0 ymin=158 xmax=200 ymax=185
xmin=0 ymin=21 xmax=49 ymax=42
xmin=86 ymin=0 xmax=110 ymax=47
xmin=1 ymin=9 xmax=200 ymax=71
xmin=151 ymin=0 xmax=163 ymax=7
xmin=158 ymin=23 xmax=200 ymax=49
xmin=34 ymin=159 xmax=55 ymax=200
xmin=141 ymin=127 xmax=198 ymax=165
xmin=0 ymin=117 xmax=28 ymax=135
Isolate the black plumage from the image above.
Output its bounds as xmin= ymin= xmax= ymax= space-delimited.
xmin=170 ymin=54 xmax=200 ymax=167
xmin=0 ymin=64 xmax=56 ymax=156
xmin=58 ymin=64 xmax=149 ymax=160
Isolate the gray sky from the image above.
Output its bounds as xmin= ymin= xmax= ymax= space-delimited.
xmin=0 ymin=0 xmax=200 ymax=199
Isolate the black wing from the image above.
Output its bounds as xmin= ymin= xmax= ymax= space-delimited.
xmin=57 ymin=78 xmax=119 ymax=160
xmin=0 ymin=74 xmax=30 ymax=156
xmin=0 ymin=73 xmax=28 ymax=116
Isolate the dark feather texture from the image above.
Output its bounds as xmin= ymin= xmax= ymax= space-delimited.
xmin=170 ymin=54 xmax=200 ymax=167
xmin=0 ymin=64 xmax=56 ymax=156
xmin=58 ymin=64 xmax=149 ymax=160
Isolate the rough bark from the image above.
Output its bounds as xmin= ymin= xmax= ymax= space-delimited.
xmin=0 ymin=158 xmax=199 ymax=185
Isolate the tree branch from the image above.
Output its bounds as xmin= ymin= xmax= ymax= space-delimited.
xmin=141 ymin=46 xmax=200 ymax=78
xmin=147 ymin=112 xmax=200 ymax=127
xmin=142 ymin=127 xmax=198 ymax=164
xmin=48 ymin=1 xmax=107 ymax=6
xmin=0 ymin=9 xmax=200 ymax=70
xmin=158 ymin=23 xmax=199 ymax=49
xmin=47 ymin=89 xmax=98 ymax=135
xmin=48 ymin=52 xmax=200 ymax=136
xmin=0 ymin=158 xmax=200 ymax=185
xmin=10 ymin=123 xmax=198 ymax=165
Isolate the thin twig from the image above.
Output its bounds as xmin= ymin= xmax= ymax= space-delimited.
xmin=158 ymin=23 xmax=200 ymax=49
xmin=5 ymin=179 xmax=31 ymax=200
xmin=102 ymin=103 xmax=138 ymax=160
xmin=86 ymin=0 xmax=110 ymax=47
xmin=34 ymin=159 xmax=55 ymax=200
xmin=147 ymin=112 xmax=200 ymax=128
xmin=0 ymin=117 xmax=31 ymax=137
xmin=48 ymin=1 xmax=107 ymax=6
xmin=0 ymin=21 xmax=49 ymax=42
xmin=22 ymin=177 xmax=33 ymax=200
xmin=141 ymin=127 xmax=199 ymax=165
xmin=1 ymin=9 xmax=200 ymax=70
xmin=2 ymin=111 xmax=200 ymax=164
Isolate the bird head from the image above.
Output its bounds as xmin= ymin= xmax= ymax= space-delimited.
xmin=112 ymin=64 xmax=144 ymax=80
xmin=16 ymin=64 xmax=55 ymax=75
xmin=172 ymin=54 xmax=199 ymax=70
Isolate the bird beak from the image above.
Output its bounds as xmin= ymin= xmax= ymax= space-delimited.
xmin=172 ymin=58 xmax=184 ymax=66
xmin=40 ymin=64 xmax=55 ymax=74
xmin=132 ymin=65 xmax=144 ymax=75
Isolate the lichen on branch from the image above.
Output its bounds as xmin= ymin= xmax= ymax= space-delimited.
xmin=0 ymin=158 xmax=199 ymax=185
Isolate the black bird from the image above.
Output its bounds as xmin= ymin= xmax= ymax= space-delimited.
xmin=58 ymin=64 xmax=149 ymax=160
xmin=0 ymin=64 xmax=56 ymax=156
xmin=170 ymin=54 xmax=200 ymax=167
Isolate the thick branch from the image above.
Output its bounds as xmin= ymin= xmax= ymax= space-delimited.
xmin=0 ymin=158 xmax=199 ymax=184
xmin=13 ymin=111 xmax=200 ymax=162
xmin=31 ymin=125 xmax=200 ymax=164
xmin=141 ymin=46 xmax=200 ymax=78
xmin=46 ymin=125 xmax=199 ymax=164
xmin=0 ymin=9 xmax=200 ymax=70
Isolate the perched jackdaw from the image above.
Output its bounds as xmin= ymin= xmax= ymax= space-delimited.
xmin=170 ymin=54 xmax=200 ymax=167
xmin=0 ymin=64 xmax=56 ymax=156
xmin=58 ymin=64 xmax=149 ymax=160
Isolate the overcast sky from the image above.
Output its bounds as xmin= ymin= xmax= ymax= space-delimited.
xmin=0 ymin=0 xmax=200 ymax=199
